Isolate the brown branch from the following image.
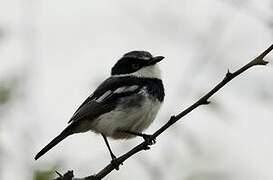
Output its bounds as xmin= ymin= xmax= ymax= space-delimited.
xmin=54 ymin=44 xmax=273 ymax=180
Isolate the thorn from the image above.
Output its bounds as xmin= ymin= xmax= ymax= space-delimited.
xmin=170 ymin=116 xmax=176 ymax=122
xmin=257 ymin=59 xmax=269 ymax=65
xmin=200 ymin=100 xmax=210 ymax=105
xmin=204 ymin=100 xmax=210 ymax=105
xmin=261 ymin=60 xmax=269 ymax=65
xmin=55 ymin=171 xmax=63 ymax=177
xmin=226 ymin=69 xmax=232 ymax=77
xmin=143 ymin=144 xmax=151 ymax=150
xmin=167 ymin=116 xmax=177 ymax=125
xmin=251 ymin=57 xmax=270 ymax=66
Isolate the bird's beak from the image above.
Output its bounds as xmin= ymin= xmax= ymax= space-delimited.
xmin=148 ymin=56 xmax=165 ymax=65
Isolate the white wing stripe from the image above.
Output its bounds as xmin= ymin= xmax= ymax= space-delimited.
xmin=114 ymin=87 xmax=127 ymax=94
xmin=126 ymin=85 xmax=139 ymax=92
xmin=114 ymin=85 xmax=139 ymax=94
xmin=96 ymin=85 xmax=139 ymax=102
xmin=96 ymin=90 xmax=112 ymax=102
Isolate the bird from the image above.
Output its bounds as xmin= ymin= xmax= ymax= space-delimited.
xmin=34 ymin=51 xmax=165 ymax=163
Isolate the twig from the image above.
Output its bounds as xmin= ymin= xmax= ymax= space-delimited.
xmin=54 ymin=44 xmax=273 ymax=180
xmin=54 ymin=170 xmax=74 ymax=180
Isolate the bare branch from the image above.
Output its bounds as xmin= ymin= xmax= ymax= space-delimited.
xmin=55 ymin=44 xmax=272 ymax=180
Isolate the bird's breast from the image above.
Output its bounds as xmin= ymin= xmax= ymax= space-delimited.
xmin=92 ymin=93 xmax=162 ymax=139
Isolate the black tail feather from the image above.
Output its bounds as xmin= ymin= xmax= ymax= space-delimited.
xmin=35 ymin=126 xmax=73 ymax=160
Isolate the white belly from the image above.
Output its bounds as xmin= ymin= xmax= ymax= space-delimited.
xmin=92 ymin=98 xmax=161 ymax=139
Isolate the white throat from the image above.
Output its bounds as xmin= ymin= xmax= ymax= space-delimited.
xmin=112 ymin=65 xmax=161 ymax=79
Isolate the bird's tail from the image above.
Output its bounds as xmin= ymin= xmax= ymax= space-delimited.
xmin=34 ymin=125 xmax=74 ymax=160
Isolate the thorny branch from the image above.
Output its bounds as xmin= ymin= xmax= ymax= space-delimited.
xmin=54 ymin=44 xmax=273 ymax=180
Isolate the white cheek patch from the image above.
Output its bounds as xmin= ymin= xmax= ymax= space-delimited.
xmin=112 ymin=64 xmax=161 ymax=79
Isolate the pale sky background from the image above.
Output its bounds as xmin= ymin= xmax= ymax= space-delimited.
xmin=0 ymin=0 xmax=273 ymax=180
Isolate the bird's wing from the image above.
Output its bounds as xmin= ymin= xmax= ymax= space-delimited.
xmin=68 ymin=99 xmax=114 ymax=123
xmin=68 ymin=76 xmax=142 ymax=123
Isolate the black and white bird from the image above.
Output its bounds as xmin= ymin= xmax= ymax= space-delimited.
xmin=34 ymin=51 xmax=165 ymax=162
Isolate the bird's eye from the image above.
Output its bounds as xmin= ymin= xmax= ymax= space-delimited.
xmin=132 ymin=63 xmax=140 ymax=70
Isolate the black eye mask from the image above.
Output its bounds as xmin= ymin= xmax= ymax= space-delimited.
xmin=111 ymin=58 xmax=150 ymax=75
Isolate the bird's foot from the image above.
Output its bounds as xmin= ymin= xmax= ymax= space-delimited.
xmin=117 ymin=130 xmax=156 ymax=150
xmin=143 ymin=134 xmax=156 ymax=145
xmin=142 ymin=134 xmax=156 ymax=150
xmin=110 ymin=155 xmax=122 ymax=171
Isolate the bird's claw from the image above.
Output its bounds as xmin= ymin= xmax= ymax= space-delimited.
xmin=110 ymin=156 xmax=123 ymax=171
xmin=143 ymin=134 xmax=156 ymax=145
xmin=142 ymin=134 xmax=156 ymax=150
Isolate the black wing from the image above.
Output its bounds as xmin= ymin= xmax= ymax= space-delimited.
xmin=68 ymin=76 xmax=142 ymax=123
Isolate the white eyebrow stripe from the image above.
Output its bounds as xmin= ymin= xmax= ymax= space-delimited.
xmin=96 ymin=90 xmax=112 ymax=102
xmin=114 ymin=85 xmax=139 ymax=94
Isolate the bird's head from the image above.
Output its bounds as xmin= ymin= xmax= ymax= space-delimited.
xmin=111 ymin=51 xmax=164 ymax=79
